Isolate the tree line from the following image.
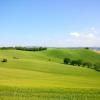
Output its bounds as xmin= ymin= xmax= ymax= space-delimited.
xmin=15 ymin=47 xmax=47 ymax=51
xmin=64 ymin=58 xmax=100 ymax=72
xmin=0 ymin=47 xmax=47 ymax=51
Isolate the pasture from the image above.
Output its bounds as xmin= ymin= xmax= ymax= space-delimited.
xmin=0 ymin=49 xmax=100 ymax=100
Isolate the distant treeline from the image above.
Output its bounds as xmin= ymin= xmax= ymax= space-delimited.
xmin=0 ymin=47 xmax=47 ymax=51
xmin=15 ymin=47 xmax=47 ymax=51
xmin=0 ymin=47 xmax=15 ymax=50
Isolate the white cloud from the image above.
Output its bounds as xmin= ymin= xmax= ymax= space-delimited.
xmin=39 ymin=27 xmax=100 ymax=47
xmin=70 ymin=32 xmax=95 ymax=39
xmin=70 ymin=32 xmax=80 ymax=37
xmin=90 ymin=27 xmax=97 ymax=33
xmin=68 ymin=28 xmax=100 ymax=47
xmin=86 ymin=33 xmax=95 ymax=38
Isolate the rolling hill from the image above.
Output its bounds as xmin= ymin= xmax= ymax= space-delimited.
xmin=0 ymin=48 xmax=100 ymax=99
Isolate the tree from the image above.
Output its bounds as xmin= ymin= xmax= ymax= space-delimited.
xmin=15 ymin=46 xmax=47 ymax=51
xmin=84 ymin=47 xmax=89 ymax=50
xmin=82 ymin=61 xmax=92 ymax=68
xmin=76 ymin=59 xmax=82 ymax=66
xmin=64 ymin=58 xmax=71 ymax=64
xmin=70 ymin=60 xmax=77 ymax=66
xmin=94 ymin=63 xmax=100 ymax=71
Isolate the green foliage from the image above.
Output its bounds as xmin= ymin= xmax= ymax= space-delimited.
xmin=76 ymin=59 xmax=82 ymax=66
xmin=0 ymin=46 xmax=47 ymax=51
xmin=94 ymin=63 xmax=100 ymax=71
xmin=70 ymin=59 xmax=82 ymax=66
xmin=64 ymin=58 xmax=70 ymax=64
xmin=82 ymin=61 xmax=92 ymax=68
xmin=84 ymin=47 xmax=89 ymax=50
xmin=70 ymin=60 xmax=77 ymax=66
xmin=15 ymin=46 xmax=47 ymax=51
xmin=1 ymin=58 xmax=7 ymax=62
xmin=0 ymin=47 xmax=15 ymax=50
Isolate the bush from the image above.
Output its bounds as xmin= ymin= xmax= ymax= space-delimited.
xmin=70 ymin=59 xmax=89 ymax=67
xmin=82 ymin=61 xmax=92 ymax=68
xmin=84 ymin=47 xmax=89 ymax=50
xmin=64 ymin=58 xmax=71 ymax=64
xmin=70 ymin=60 xmax=78 ymax=66
xmin=94 ymin=63 xmax=100 ymax=71
xmin=76 ymin=59 xmax=82 ymax=66
xmin=1 ymin=58 xmax=7 ymax=62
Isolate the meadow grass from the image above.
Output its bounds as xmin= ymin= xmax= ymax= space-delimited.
xmin=0 ymin=87 xmax=100 ymax=100
xmin=0 ymin=49 xmax=100 ymax=99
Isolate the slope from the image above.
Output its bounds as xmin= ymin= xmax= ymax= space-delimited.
xmin=0 ymin=49 xmax=100 ymax=88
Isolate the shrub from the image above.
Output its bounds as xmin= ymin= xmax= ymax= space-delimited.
xmin=82 ymin=61 xmax=92 ymax=68
xmin=94 ymin=63 xmax=100 ymax=71
xmin=70 ymin=60 xmax=78 ymax=66
xmin=76 ymin=59 xmax=82 ymax=66
xmin=84 ymin=47 xmax=89 ymax=50
xmin=1 ymin=58 xmax=7 ymax=62
xmin=64 ymin=58 xmax=71 ymax=64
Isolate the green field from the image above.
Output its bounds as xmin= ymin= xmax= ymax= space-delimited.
xmin=0 ymin=49 xmax=100 ymax=100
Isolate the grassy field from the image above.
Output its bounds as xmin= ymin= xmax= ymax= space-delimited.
xmin=0 ymin=49 xmax=100 ymax=100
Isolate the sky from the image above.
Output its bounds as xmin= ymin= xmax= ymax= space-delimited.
xmin=0 ymin=0 xmax=100 ymax=47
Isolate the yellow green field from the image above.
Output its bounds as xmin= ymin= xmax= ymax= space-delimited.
xmin=0 ymin=49 xmax=100 ymax=100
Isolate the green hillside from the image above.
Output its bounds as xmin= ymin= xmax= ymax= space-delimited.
xmin=0 ymin=49 xmax=100 ymax=99
xmin=42 ymin=48 xmax=100 ymax=63
xmin=1 ymin=48 xmax=100 ymax=63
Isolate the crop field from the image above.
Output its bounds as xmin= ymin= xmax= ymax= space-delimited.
xmin=0 ymin=49 xmax=100 ymax=100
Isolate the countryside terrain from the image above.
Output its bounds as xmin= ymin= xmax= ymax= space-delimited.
xmin=0 ymin=48 xmax=100 ymax=100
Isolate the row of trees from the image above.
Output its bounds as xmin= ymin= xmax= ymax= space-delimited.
xmin=0 ymin=47 xmax=14 ymax=50
xmin=0 ymin=47 xmax=47 ymax=51
xmin=15 ymin=47 xmax=47 ymax=51
xmin=64 ymin=58 xmax=100 ymax=72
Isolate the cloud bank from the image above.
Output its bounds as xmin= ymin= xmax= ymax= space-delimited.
xmin=45 ymin=27 xmax=100 ymax=47
xmin=68 ymin=28 xmax=100 ymax=47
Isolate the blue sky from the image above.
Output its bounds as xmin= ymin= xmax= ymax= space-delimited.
xmin=0 ymin=0 xmax=100 ymax=47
